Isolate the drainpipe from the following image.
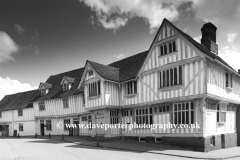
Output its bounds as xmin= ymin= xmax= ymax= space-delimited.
xmin=12 ymin=110 xmax=14 ymax=137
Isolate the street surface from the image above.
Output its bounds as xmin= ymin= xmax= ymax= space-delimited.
xmin=0 ymin=138 xmax=198 ymax=160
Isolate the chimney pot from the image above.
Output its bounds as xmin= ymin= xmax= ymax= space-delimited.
xmin=201 ymin=22 xmax=218 ymax=54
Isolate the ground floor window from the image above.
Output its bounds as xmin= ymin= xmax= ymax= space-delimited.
xmin=64 ymin=119 xmax=70 ymax=130
xmin=173 ymin=101 xmax=194 ymax=124
xmin=88 ymin=115 xmax=92 ymax=129
xmin=154 ymin=104 xmax=170 ymax=113
xmin=135 ymin=107 xmax=153 ymax=125
xmin=19 ymin=123 xmax=23 ymax=131
xmin=110 ymin=111 xmax=119 ymax=124
xmin=46 ymin=120 xmax=52 ymax=131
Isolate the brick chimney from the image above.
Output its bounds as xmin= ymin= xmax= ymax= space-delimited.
xmin=201 ymin=22 xmax=218 ymax=55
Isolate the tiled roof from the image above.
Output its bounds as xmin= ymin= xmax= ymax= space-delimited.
xmin=0 ymin=90 xmax=41 ymax=112
xmin=36 ymin=68 xmax=84 ymax=101
xmin=164 ymin=18 xmax=236 ymax=72
xmin=109 ymin=50 xmax=149 ymax=82
xmin=88 ymin=61 xmax=119 ymax=82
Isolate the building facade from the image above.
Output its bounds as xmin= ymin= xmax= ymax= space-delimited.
xmin=0 ymin=90 xmax=40 ymax=136
xmin=0 ymin=18 xmax=239 ymax=152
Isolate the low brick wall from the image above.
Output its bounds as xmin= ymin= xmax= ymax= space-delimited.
xmin=162 ymin=136 xmax=205 ymax=152
xmin=123 ymin=133 xmax=237 ymax=152
xmin=222 ymin=133 xmax=237 ymax=148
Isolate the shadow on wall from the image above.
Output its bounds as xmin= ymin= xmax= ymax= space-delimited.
xmin=237 ymin=107 xmax=240 ymax=146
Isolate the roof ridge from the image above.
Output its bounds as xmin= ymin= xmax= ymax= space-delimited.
xmin=50 ymin=67 xmax=84 ymax=77
xmin=88 ymin=60 xmax=119 ymax=70
xmin=3 ymin=89 xmax=38 ymax=97
xmin=108 ymin=50 xmax=149 ymax=66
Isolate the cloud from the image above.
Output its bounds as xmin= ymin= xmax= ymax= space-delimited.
xmin=14 ymin=24 xmax=25 ymax=34
xmin=79 ymin=0 xmax=185 ymax=32
xmin=193 ymin=35 xmax=201 ymax=43
xmin=0 ymin=76 xmax=37 ymax=100
xmin=227 ymin=33 xmax=237 ymax=43
xmin=114 ymin=53 xmax=125 ymax=59
xmin=0 ymin=31 xmax=19 ymax=63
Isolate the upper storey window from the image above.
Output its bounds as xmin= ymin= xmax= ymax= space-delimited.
xmin=160 ymin=40 xmax=177 ymax=57
xmin=126 ymin=81 xmax=137 ymax=95
xmin=88 ymin=81 xmax=101 ymax=97
xmin=159 ymin=65 xmax=182 ymax=89
xmin=61 ymin=76 xmax=75 ymax=91
xmin=226 ymin=71 xmax=233 ymax=88
xmin=39 ymin=83 xmax=52 ymax=96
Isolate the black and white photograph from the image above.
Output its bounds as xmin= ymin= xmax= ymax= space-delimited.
xmin=1 ymin=0 xmax=240 ymax=159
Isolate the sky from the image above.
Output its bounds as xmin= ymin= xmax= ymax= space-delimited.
xmin=0 ymin=0 xmax=240 ymax=100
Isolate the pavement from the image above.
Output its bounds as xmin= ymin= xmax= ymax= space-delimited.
xmin=0 ymin=138 xmax=196 ymax=160
xmin=2 ymin=135 xmax=240 ymax=160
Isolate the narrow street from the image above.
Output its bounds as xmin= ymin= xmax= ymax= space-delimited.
xmin=0 ymin=138 xmax=198 ymax=160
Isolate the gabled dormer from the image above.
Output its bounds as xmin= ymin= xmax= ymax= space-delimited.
xmin=39 ymin=83 xmax=52 ymax=96
xmin=61 ymin=76 xmax=75 ymax=91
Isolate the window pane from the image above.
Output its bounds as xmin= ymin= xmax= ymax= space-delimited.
xmin=174 ymin=67 xmax=178 ymax=85
xmin=159 ymin=72 xmax=162 ymax=88
xmin=164 ymin=45 xmax=167 ymax=55
xmin=163 ymin=105 xmax=165 ymax=112
xmin=167 ymin=70 xmax=169 ymax=87
xmin=159 ymin=106 xmax=162 ymax=112
xmin=173 ymin=41 xmax=176 ymax=52
xmin=161 ymin=46 xmax=163 ymax=56
xmin=226 ymin=72 xmax=228 ymax=87
xmin=163 ymin=71 xmax=166 ymax=87
xmin=179 ymin=66 xmax=182 ymax=84
xmin=186 ymin=111 xmax=189 ymax=124
xmin=191 ymin=111 xmax=194 ymax=124
xmin=174 ymin=112 xmax=178 ymax=124
xmin=134 ymin=81 xmax=137 ymax=93
xmin=182 ymin=111 xmax=185 ymax=124
xmin=170 ymin=69 xmax=173 ymax=86
xmin=169 ymin=43 xmax=172 ymax=53
xmin=174 ymin=104 xmax=177 ymax=111
xmin=178 ymin=112 xmax=181 ymax=124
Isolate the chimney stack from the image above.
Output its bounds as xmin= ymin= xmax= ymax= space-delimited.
xmin=238 ymin=69 xmax=240 ymax=74
xmin=201 ymin=22 xmax=218 ymax=54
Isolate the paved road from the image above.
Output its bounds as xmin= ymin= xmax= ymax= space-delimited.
xmin=0 ymin=138 xmax=199 ymax=160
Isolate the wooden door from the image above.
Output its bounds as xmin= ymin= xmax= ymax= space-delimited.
xmin=96 ymin=116 xmax=104 ymax=135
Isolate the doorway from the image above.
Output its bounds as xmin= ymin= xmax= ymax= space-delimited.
xmin=96 ymin=116 xmax=105 ymax=135
xmin=73 ymin=118 xmax=79 ymax=136
xmin=40 ymin=120 xmax=45 ymax=136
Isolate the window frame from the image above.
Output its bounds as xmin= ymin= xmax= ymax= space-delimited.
xmin=39 ymin=102 xmax=45 ymax=111
xmin=173 ymin=101 xmax=194 ymax=125
xmin=63 ymin=98 xmax=69 ymax=108
xmin=88 ymin=81 xmax=101 ymax=97
xmin=135 ymin=107 xmax=153 ymax=125
xmin=159 ymin=40 xmax=177 ymax=57
xmin=46 ymin=120 xmax=52 ymax=131
xmin=159 ymin=65 xmax=183 ymax=89
xmin=41 ymin=89 xmax=46 ymax=95
xmin=63 ymin=83 xmax=69 ymax=91
xmin=64 ymin=119 xmax=71 ymax=131
xmin=125 ymin=80 xmax=138 ymax=95
xmin=19 ymin=123 xmax=23 ymax=132
xmin=0 ymin=111 xmax=2 ymax=118
xmin=110 ymin=111 xmax=119 ymax=124
xmin=226 ymin=71 xmax=233 ymax=88
xmin=18 ymin=109 xmax=23 ymax=117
